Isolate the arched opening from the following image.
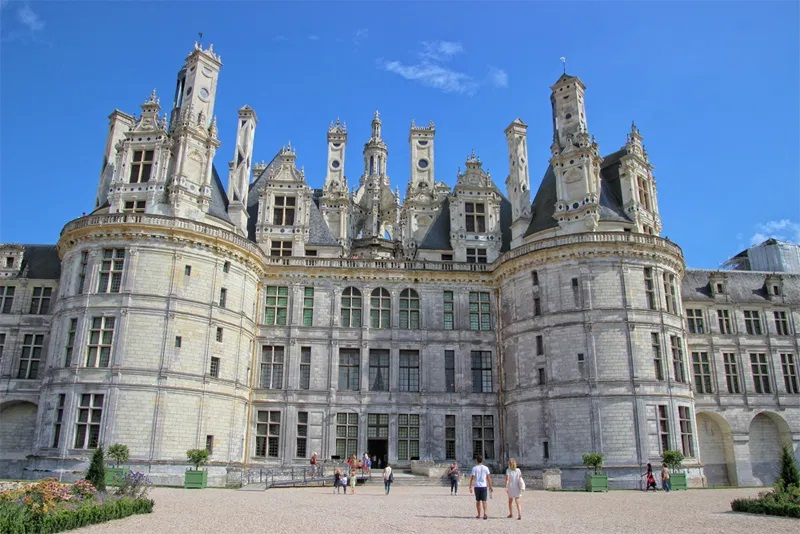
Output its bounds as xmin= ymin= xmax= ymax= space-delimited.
xmin=748 ymin=411 xmax=792 ymax=485
xmin=0 ymin=401 xmax=38 ymax=479
xmin=696 ymin=412 xmax=736 ymax=486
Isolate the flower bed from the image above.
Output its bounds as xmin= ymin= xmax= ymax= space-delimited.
xmin=0 ymin=473 xmax=154 ymax=533
xmin=731 ymin=483 xmax=800 ymax=519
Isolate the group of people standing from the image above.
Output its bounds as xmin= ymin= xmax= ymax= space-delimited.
xmin=448 ymin=456 xmax=525 ymax=520
xmin=643 ymin=462 xmax=673 ymax=492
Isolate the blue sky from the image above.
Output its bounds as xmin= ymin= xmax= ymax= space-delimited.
xmin=1 ymin=1 xmax=798 ymax=269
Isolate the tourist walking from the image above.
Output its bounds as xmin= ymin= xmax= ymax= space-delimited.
xmin=469 ymin=455 xmax=493 ymax=520
xmin=310 ymin=452 xmax=319 ymax=478
xmin=643 ymin=463 xmax=657 ymax=491
xmin=504 ymin=458 xmax=523 ymax=520
xmin=350 ymin=468 xmax=357 ymax=494
xmin=661 ymin=462 xmax=671 ymax=492
xmin=341 ymin=473 xmax=348 ymax=495
xmin=383 ymin=463 xmax=394 ymax=495
xmin=448 ymin=462 xmax=460 ymax=495
xmin=333 ymin=468 xmax=342 ymax=494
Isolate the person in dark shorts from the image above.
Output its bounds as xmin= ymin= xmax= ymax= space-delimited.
xmin=469 ymin=455 xmax=493 ymax=519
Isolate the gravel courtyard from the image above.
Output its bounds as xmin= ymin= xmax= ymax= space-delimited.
xmin=75 ymin=485 xmax=796 ymax=533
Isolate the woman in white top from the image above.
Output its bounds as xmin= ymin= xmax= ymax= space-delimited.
xmin=505 ymin=458 xmax=523 ymax=520
xmin=383 ymin=463 xmax=393 ymax=495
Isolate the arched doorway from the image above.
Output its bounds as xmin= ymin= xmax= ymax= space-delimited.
xmin=748 ymin=412 xmax=792 ymax=485
xmin=0 ymin=401 xmax=38 ymax=479
xmin=696 ymin=412 xmax=736 ymax=486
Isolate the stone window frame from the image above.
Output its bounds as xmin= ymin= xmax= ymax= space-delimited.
xmin=368 ymin=349 xmax=389 ymax=391
xmin=338 ymin=348 xmax=360 ymax=391
xmin=29 ymin=286 xmax=52 ymax=315
xmin=340 ymin=287 xmax=362 ymax=328
xmin=656 ymin=404 xmax=670 ymax=454
xmin=255 ymin=410 xmax=281 ymax=458
xmin=397 ymin=413 xmax=420 ymax=461
xmin=74 ymin=393 xmax=104 ymax=450
xmin=445 ymin=350 xmax=455 ymax=393
xmin=686 ymin=308 xmax=705 ymax=335
xmin=272 ymin=195 xmax=296 ymax=226
xmin=651 ymin=332 xmax=664 ymax=381
xmin=470 ymin=350 xmax=493 ymax=393
xmin=670 ymin=335 xmax=686 ymax=383
xmin=129 ymin=149 xmax=154 ymax=183
xmin=97 ymin=248 xmax=125 ymax=294
xmin=678 ymin=406 xmax=695 ymax=458
xmin=643 ymin=268 xmax=656 ymax=310
xmin=691 ymin=351 xmax=713 ymax=394
xmin=464 ymin=202 xmax=486 ymax=233
xmin=0 ymin=285 xmax=15 ymax=314
xmin=210 ymin=356 xmax=220 ymax=378
xmin=52 ymin=393 xmax=66 ymax=449
xmin=335 ymin=412 xmax=359 ymax=459
xmin=18 ymin=333 xmax=44 ymax=379
xmin=743 ymin=310 xmax=763 ymax=336
xmin=465 ymin=248 xmax=487 ymax=264
xmin=662 ymin=272 xmax=678 ymax=314
xmin=398 ymin=288 xmax=420 ymax=330
xmin=260 ymin=345 xmax=285 ymax=389
xmin=264 ymin=285 xmax=289 ymax=326
xmin=296 ymin=411 xmax=308 ymax=458
xmin=86 ymin=316 xmax=115 ymax=368
xmin=64 ymin=318 xmax=78 ymax=367
xmin=299 ymin=347 xmax=311 ymax=390
xmin=218 ymin=287 xmax=227 ymax=308
xmin=443 ymin=290 xmax=454 ymax=330
xmin=468 ymin=291 xmax=491 ymax=331
xmin=749 ymin=352 xmax=771 ymax=394
xmin=398 ymin=350 xmax=420 ymax=392
xmin=444 ymin=414 xmax=456 ymax=460
xmin=780 ymin=353 xmax=799 ymax=394
xmin=370 ymin=287 xmax=391 ymax=329
xmin=717 ymin=309 xmax=733 ymax=335
xmin=471 ymin=414 xmax=495 ymax=460
xmin=774 ymin=310 xmax=791 ymax=336
xmin=302 ymin=287 xmax=314 ymax=327
xmin=122 ymin=200 xmax=146 ymax=213
xmin=722 ymin=352 xmax=741 ymax=394
xmin=270 ymin=240 xmax=292 ymax=257
xmin=76 ymin=251 xmax=89 ymax=295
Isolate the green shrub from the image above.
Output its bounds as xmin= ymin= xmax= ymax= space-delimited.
xmin=186 ymin=448 xmax=210 ymax=470
xmin=731 ymin=495 xmax=800 ymax=518
xmin=85 ymin=445 xmax=107 ymax=491
xmin=582 ymin=452 xmax=604 ymax=474
xmin=778 ymin=446 xmax=800 ymax=488
xmin=662 ymin=449 xmax=684 ymax=471
xmin=107 ymin=444 xmax=130 ymax=469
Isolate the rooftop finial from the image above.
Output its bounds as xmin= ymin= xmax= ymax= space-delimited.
xmin=560 ymin=56 xmax=566 ymax=74
xmin=198 ymin=32 xmax=203 ymax=46
xmin=374 ymin=110 xmax=380 ymax=121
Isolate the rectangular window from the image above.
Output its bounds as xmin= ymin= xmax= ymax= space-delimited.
xmin=466 ymin=248 xmax=487 ymax=264
xmin=264 ymin=286 xmax=289 ymax=325
xmin=670 ymin=335 xmax=685 ymax=383
xmin=52 ymin=393 xmax=66 ymax=448
xmin=86 ymin=317 xmax=115 ymax=368
xmin=536 ymin=335 xmax=544 ymax=356
xmin=744 ymin=310 xmax=763 ymax=335
xmin=399 ymin=289 xmax=420 ymax=329
xmin=18 ymin=333 xmax=44 ymax=379
xmin=64 ymin=318 xmax=78 ymax=367
xmin=255 ymin=411 xmax=281 ymax=457
xmin=272 ymin=196 xmax=296 ymax=225
xmin=340 ymin=288 xmax=362 ymax=328
xmin=678 ymin=406 xmax=695 ymax=457
xmin=175 ymin=336 xmax=182 ymax=348
xmin=184 ymin=265 xmax=192 ymax=276
xmin=77 ymin=251 xmax=89 ymax=294
xmin=445 ymin=350 xmax=455 ymax=393
xmin=691 ymin=351 xmax=713 ymax=394
xmin=781 ymin=353 xmax=799 ymax=394
xmin=532 ymin=270 xmax=539 ymax=287
xmin=471 ymin=414 xmax=494 ymax=460
xmin=129 ymin=150 xmax=154 ymax=183
xmin=471 ymin=350 xmax=493 ymax=393
xmin=533 ymin=297 xmax=541 ymax=316
xmin=750 ymin=353 xmax=771 ymax=394
xmin=219 ymin=288 xmax=227 ymax=308
xmin=260 ymin=346 xmax=285 ymax=389
xmin=399 ymin=350 xmax=420 ymax=392
xmin=443 ymin=291 xmax=454 ymax=330
xmin=204 ymin=435 xmax=214 ymax=454
xmin=445 ymin=414 xmax=456 ymax=460
xmin=538 ymin=367 xmax=546 ymax=385
xmin=577 ymin=352 xmax=586 ymax=378
xmin=644 ymin=268 xmax=656 ymax=310
xmin=717 ymin=309 xmax=733 ymax=334
xmin=223 ymin=261 xmax=231 ymax=273
xmin=652 ymin=333 xmax=664 ymax=381
xmin=686 ymin=309 xmax=704 ymax=334
xmin=338 ymin=349 xmax=360 ymax=391
xmin=123 ymin=200 xmax=146 ymax=213
xmin=397 ymin=414 xmax=420 ymax=461
xmin=774 ymin=311 xmax=790 ymax=336
xmin=299 ymin=347 xmax=311 ymax=390
xmin=723 ymin=352 xmax=740 ymax=394
xmin=663 ymin=273 xmax=678 ymax=314
xmin=368 ymin=349 xmax=389 ymax=391
xmin=297 ymin=411 xmax=308 ymax=458
xmin=464 ymin=202 xmax=486 ymax=233
xmin=0 ymin=285 xmax=16 ymax=313
xmin=97 ymin=248 xmax=125 ymax=293
xmin=29 ymin=287 xmax=52 ymax=315
xmin=74 ymin=393 xmax=104 ymax=449
xmin=370 ymin=289 xmax=391 ymax=329
xmin=441 ymin=254 xmax=453 ymax=262
xmin=306 ymin=249 xmax=317 ymax=257
xmin=468 ymin=291 xmax=491 ymax=331
xmin=335 ymin=413 xmax=359 ymax=459
xmin=543 ymin=441 xmax=550 ymax=460
xmin=215 ymin=327 xmax=223 ymax=342
xmin=270 ymin=240 xmax=292 ymax=257
xmin=572 ymin=277 xmax=581 ymax=308
xmin=0 ymin=333 xmax=5 ymax=369
xmin=657 ymin=405 xmax=670 ymax=453
xmin=302 ymin=287 xmax=314 ymax=327
xmin=210 ymin=356 xmax=220 ymax=378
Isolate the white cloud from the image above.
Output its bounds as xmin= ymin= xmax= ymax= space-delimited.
xmin=353 ymin=28 xmax=368 ymax=45
xmin=381 ymin=59 xmax=478 ymax=95
xmin=18 ymin=3 xmax=44 ymax=32
xmin=488 ymin=66 xmax=508 ymax=88
xmin=749 ymin=219 xmax=800 ymax=246
xmin=419 ymin=40 xmax=463 ymax=61
xmin=308 ymin=34 xmax=320 ymax=41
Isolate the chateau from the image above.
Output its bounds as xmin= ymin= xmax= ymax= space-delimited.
xmin=1 ymin=44 xmax=798 ymax=489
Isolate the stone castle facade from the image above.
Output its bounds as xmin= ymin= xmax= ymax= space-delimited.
xmin=1 ymin=44 xmax=798 ymax=488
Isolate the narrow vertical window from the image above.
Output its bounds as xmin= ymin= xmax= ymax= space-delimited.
xmin=18 ymin=333 xmax=44 ymax=378
xmin=468 ymin=292 xmax=491 ymax=331
xmin=652 ymin=333 xmax=664 ymax=381
xmin=538 ymin=367 xmax=546 ymax=385
xmin=643 ymin=268 xmax=656 ymax=310
xmin=215 ymin=327 xmax=223 ymax=342
xmin=302 ymin=287 xmax=314 ymax=327
xmin=297 ymin=411 xmax=308 ymax=458
xmin=577 ymin=353 xmax=586 ymax=378
xmin=97 ymin=248 xmax=125 ymax=293
xmin=370 ymin=287 xmax=391 ymax=329
xmin=0 ymin=286 xmax=15 ymax=314
xmin=531 ymin=270 xmax=539 ymax=287
xmin=206 ymin=435 xmax=214 ymax=454
xmin=399 ymin=289 xmax=420 ymax=329
xmin=533 ymin=297 xmax=541 ymax=316
xmin=397 ymin=414 xmax=420 ymax=461
xmin=536 ymin=335 xmax=544 ymax=356
xmin=717 ymin=309 xmax=732 ymax=334
xmin=691 ymin=352 xmax=713 ymax=394
xmin=670 ymin=335 xmax=685 ymax=383
xmin=723 ymin=352 xmax=740 ymax=394
xmin=471 ymin=414 xmax=494 ymax=459
xmin=260 ymin=346 xmax=285 ymax=389
xmin=663 ymin=273 xmax=678 ymax=314
xmin=223 ymin=261 xmax=231 ymax=273
xmin=52 ymin=394 xmax=66 ymax=448
xmin=678 ymin=406 xmax=695 ymax=457
xmin=657 ymin=405 xmax=670 ymax=453
xmin=571 ymin=277 xmax=580 ymax=308
xmin=368 ymin=349 xmax=389 ymax=391
xmin=445 ymin=415 xmax=456 ymax=460
xmin=175 ymin=336 xmax=182 ymax=348
xmin=471 ymin=351 xmax=493 ymax=393
xmin=443 ymin=291 xmax=454 ymax=330
xmin=780 ymin=353 xmax=799 ymax=394
xmin=86 ymin=317 xmax=115 ymax=368
xmin=219 ymin=288 xmax=227 ymax=308
xmin=445 ymin=350 xmax=455 ymax=393
xmin=335 ymin=413 xmax=359 ymax=459
xmin=184 ymin=265 xmax=192 ymax=276
xmin=77 ymin=251 xmax=89 ymax=294
xmin=255 ymin=410 xmax=281 ymax=457
xmin=65 ymin=318 xmax=78 ymax=367
xmin=299 ymin=347 xmax=311 ymax=390
xmin=543 ymin=441 xmax=550 ymax=459
xmin=338 ymin=349 xmax=360 ymax=391
xmin=74 ymin=393 xmax=104 ymax=449
xmin=210 ymin=356 xmax=220 ymax=378
xmin=750 ymin=353 xmax=771 ymax=394
xmin=399 ymin=350 xmax=420 ymax=392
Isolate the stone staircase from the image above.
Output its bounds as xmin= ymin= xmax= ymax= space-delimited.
xmin=240 ymin=469 xmax=457 ymax=490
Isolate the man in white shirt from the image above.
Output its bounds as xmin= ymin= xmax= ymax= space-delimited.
xmin=469 ymin=455 xmax=493 ymax=519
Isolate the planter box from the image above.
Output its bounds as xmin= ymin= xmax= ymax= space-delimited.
xmin=670 ymin=472 xmax=687 ymax=491
xmin=585 ymin=473 xmax=609 ymax=492
xmin=105 ymin=467 xmax=126 ymax=487
xmin=184 ymin=470 xmax=208 ymax=489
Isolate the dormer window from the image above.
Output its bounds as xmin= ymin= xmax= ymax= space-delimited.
xmin=637 ymin=176 xmax=651 ymax=210
xmin=270 ymin=240 xmax=292 ymax=257
xmin=273 ymin=196 xmax=296 ymax=226
xmin=123 ymin=201 xmax=146 ymax=213
xmin=5 ymin=257 xmax=13 ymax=268
xmin=129 ymin=150 xmax=154 ymax=183
xmin=465 ymin=202 xmax=486 ymax=232
xmin=466 ymin=248 xmax=487 ymax=264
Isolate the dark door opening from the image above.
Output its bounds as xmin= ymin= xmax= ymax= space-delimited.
xmin=367 ymin=439 xmax=388 ymax=470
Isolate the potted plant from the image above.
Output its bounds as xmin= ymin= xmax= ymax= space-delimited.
xmin=583 ymin=452 xmax=608 ymax=492
xmin=185 ymin=448 xmax=210 ymax=489
xmin=105 ymin=443 xmax=129 ymax=486
xmin=663 ymin=449 xmax=686 ymax=490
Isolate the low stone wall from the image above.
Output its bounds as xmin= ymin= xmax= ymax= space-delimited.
xmin=410 ymin=461 xmax=450 ymax=478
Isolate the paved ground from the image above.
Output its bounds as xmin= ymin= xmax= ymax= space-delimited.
xmin=75 ymin=485 xmax=797 ymax=533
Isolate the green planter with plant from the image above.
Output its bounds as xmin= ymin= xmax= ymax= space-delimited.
xmin=185 ymin=448 xmax=210 ymax=489
xmin=583 ymin=452 xmax=608 ymax=492
xmin=105 ymin=443 xmax=130 ymax=487
xmin=663 ymin=449 xmax=686 ymax=490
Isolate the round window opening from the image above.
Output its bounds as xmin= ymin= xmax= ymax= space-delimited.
xmin=198 ymin=88 xmax=210 ymax=102
xmin=418 ymin=159 xmax=429 ymax=169
xmin=185 ymin=86 xmax=193 ymax=96
xmin=332 ymin=142 xmax=342 ymax=148
xmin=418 ymin=140 xmax=428 ymax=146
xmin=572 ymin=202 xmax=580 ymax=209
xmin=331 ymin=160 xmax=341 ymax=169
xmin=565 ymin=113 xmax=572 ymax=119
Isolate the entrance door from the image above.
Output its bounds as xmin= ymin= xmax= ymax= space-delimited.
xmin=367 ymin=413 xmax=389 ymax=469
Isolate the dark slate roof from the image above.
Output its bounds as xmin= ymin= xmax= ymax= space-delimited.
xmin=417 ymin=198 xmax=452 ymax=250
xmin=499 ymin=196 xmax=512 ymax=252
xmin=308 ymin=193 xmax=339 ymax=246
xmin=208 ymin=165 xmax=232 ymax=224
xmin=20 ymin=245 xmax=61 ymax=280
xmin=524 ymin=148 xmax=633 ymax=237
xmin=682 ymin=269 xmax=800 ymax=303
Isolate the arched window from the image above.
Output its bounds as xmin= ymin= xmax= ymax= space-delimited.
xmin=341 ymin=287 xmax=362 ymax=328
xmin=370 ymin=287 xmax=391 ymax=329
xmin=399 ymin=288 xmax=420 ymax=329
